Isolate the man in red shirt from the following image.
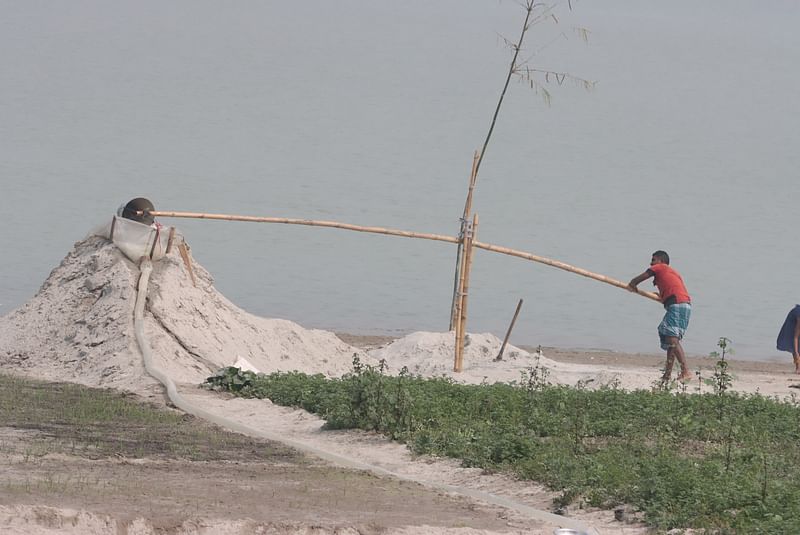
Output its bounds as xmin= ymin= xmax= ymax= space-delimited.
xmin=628 ymin=250 xmax=692 ymax=383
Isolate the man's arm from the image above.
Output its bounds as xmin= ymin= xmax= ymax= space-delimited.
xmin=628 ymin=270 xmax=652 ymax=292
xmin=793 ymin=317 xmax=800 ymax=358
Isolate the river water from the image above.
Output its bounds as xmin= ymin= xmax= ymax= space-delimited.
xmin=2 ymin=1 xmax=798 ymax=360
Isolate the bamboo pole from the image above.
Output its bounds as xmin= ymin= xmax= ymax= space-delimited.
xmin=495 ymin=298 xmax=523 ymax=361
xmin=452 ymin=241 xmax=467 ymax=367
xmin=455 ymin=213 xmax=478 ymax=372
xmin=143 ymin=209 xmax=660 ymax=302
xmin=450 ymin=151 xmax=481 ymax=330
xmin=147 ymin=211 xmax=460 ymax=245
xmin=470 ymin=240 xmax=659 ymax=300
xmin=453 ymin=217 xmax=471 ymax=370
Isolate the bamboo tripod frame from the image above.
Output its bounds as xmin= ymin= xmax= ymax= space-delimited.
xmin=450 ymin=151 xmax=480 ymax=331
xmin=145 ymin=209 xmax=660 ymax=370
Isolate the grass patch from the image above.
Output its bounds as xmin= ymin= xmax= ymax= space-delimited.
xmin=205 ymin=357 xmax=800 ymax=532
xmin=0 ymin=373 xmax=298 ymax=462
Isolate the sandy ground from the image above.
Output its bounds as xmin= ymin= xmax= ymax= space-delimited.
xmin=2 ymin=232 xmax=799 ymax=534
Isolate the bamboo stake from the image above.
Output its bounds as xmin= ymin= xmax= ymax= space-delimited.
xmin=148 ymin=226 xmax=161 ymax=259
xmin=165 ymin=227 xmax=176 ymax=255
xmin=453 ymin=264 xmax=467 ymax=370
xmin=453 ymin=218 xmax=471 ymax=370
xmin=143 ymin=209 xmax=660 ymax=302
xmin=455 ymin=213 xmax=478 ymax=372
xmin=450 ymin=151 xmax=481 ymax=330
xmin=177 ymin=243 xmax=196 ymax=287
xmin=495 ymin=298 xmax=523 ymax=361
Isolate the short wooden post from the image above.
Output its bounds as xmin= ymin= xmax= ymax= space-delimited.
xmin=165 ymin=227 xmax=176 ymax=254
xmin=454 ymin=213 xmax=478 ymax=372
xmin=148 ymin=226 xmax=161 ymax=259
xmin=495 ymin=298 xmax=523 ymax=361
xmin=177 ymin=242 xmax=196 ymax=287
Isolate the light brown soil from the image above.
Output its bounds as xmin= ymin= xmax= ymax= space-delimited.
xmin=0 ymin=376 xmax=544 ymax=534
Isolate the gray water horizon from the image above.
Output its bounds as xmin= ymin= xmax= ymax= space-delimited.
xmin=2 ymin=1 xmax=798 ymax=363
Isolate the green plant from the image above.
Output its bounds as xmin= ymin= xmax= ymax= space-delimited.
xmin=519 ymin=351 xmax=551 ymax=393
xmin=707 ymin=337 xmax=734 ymax=395
xmin=204 ymin=366 xmax=259 ymax=394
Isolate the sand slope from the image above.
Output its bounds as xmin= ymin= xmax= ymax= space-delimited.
xmin=0 ymin=236 xmax=368 ymax=394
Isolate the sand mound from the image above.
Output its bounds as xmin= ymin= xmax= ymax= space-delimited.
xmin=0 ymin=235 xmax=367 ymax=393
xmin=0 ymin=237 xmax=147 ymax=390
xmin=368 ymin=331 xmax=564 ymax=384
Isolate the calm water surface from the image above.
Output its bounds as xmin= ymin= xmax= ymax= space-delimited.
xmin=2 ymin=1 xmax=799 ymax=361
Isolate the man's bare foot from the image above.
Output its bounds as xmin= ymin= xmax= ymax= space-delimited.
xmin=677 ymin=373 xmax=693 ymax=382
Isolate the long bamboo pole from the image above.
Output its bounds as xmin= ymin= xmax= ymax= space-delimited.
xmin=469 ymin=241 xmax=657 ymax=299
xmin=145 ymin=210 xmax=660 ymax=302
xmin=148 ymin=211 xmax=460 ymax=244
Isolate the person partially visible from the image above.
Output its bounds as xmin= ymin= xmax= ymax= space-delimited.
xmin=628 ymin=250 xmax=693 ymax=383
xmin=776 ymin=305 xmax=800 ymax=374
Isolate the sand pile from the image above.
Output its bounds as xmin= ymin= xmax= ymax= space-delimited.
xmin=369 ymin=331 xmax=564 ymax=384
xmin=0 ymin=235 xmax=368 ymax=393
xmin=0 ymin=237 xmax=147 ymax=390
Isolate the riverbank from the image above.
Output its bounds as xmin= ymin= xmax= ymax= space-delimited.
xmin=336 ymin=332 xmax=800 ymax=397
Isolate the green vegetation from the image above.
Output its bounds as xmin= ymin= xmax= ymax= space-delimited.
xmin=206 ymin=355 xmax=800 ymax=532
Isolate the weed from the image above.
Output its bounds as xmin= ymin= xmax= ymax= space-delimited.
xmin=707 ymin=337 xmax=734 ymax=395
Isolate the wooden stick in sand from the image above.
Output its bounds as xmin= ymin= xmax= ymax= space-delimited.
xmin=453 ymin=214 xmax=475 ymax=370
xmin=454 ymin=214 xmax=478 ymax=372
xmin=165 ymin=227 xmax=176 ymax=255
xmin=144 ymin=209 xmax=661 ymax=302
xmin=495 ymin=298 xmax=523 ymax=361
xmin=177 ymin=243 xmax=196 ymax=287
xmin=452 ymin=221 xmax=469 ymax=369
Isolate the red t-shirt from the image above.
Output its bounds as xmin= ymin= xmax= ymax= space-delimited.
xmin=647 ymin=263 xmax=691 ymax=305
